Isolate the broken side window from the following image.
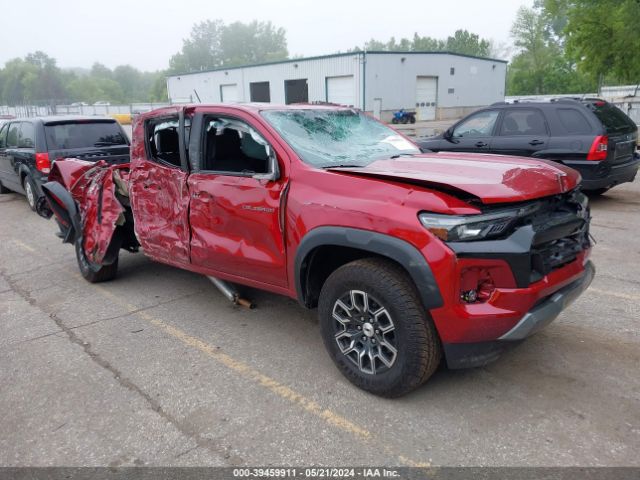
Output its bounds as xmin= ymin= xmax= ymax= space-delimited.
xmin=201 ymin=117 xmax=270 ymax=175
xmin=146 ymin=117 xmax=181 ymax=168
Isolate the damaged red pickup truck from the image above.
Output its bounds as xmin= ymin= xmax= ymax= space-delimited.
xmin=39 ymin=104 xmax=594 ymax=397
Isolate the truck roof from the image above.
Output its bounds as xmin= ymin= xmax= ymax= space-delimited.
xmin=148 ymin=103 xmax=354 ymax=117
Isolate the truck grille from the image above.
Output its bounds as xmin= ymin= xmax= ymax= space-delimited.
xmin=450 ymin=189 xmax=592 ymax=288
xmin=520 ymin=190 xmax=591 ymax=283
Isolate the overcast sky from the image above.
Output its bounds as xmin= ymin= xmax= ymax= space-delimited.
xmin=0 ymin=0 xmax=532 ymax=71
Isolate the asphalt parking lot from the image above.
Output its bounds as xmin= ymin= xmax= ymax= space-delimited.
xmin=1 ymin=181 xmax=639 ymax=467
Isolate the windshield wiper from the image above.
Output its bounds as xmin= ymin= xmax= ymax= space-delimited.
xmin=390 ymin=153 xmax=417 ymax=159
xmin=321 ymin=164 xmax=365 ymax=169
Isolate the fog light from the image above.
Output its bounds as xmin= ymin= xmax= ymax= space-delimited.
xmin=460 ymin=267 xmax=497 ymax=303
xmin=461 ymin=290 xmax=478 ymax=303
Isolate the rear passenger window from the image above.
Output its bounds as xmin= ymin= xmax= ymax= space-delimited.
xmin=146 ymin=118 xmax=181 ymax=168
xmin=557 ymin=108 xmax=592 ymax=134
xmin=6 ymin=123 xmax=19 ymax=148
xmin=18 ymin=123 xmax=35 ymax=148
xmin=500 ymin=109 xmax=547 ymax=136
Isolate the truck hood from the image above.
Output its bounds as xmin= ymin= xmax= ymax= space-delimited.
xmin=328 ymin=152 xmax=580 ymax=204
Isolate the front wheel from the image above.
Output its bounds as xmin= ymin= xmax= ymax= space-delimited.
xmin=75 ymin=237 xmax=119 ymax=283
xmin=391 ymin=118 xmax=399 ymax=124
xmin=318 ymin=258 xmax=441 ymax=397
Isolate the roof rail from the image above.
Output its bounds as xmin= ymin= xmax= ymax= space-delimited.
xmin=550 ymin=97 xmax=582 ymax=104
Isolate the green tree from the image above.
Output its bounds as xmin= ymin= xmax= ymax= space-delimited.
xmin=0 ymin=53 xmax=68 ymax=104
xmin=545 ymin=0 xmax=640 ymax=84
xmin=113 ymin=65 xmax=142 ymax=100
xmin=445 ymin=30 xmax=491 ymax=57
xmin=352 ymin=30 xmax=490 ymax=56
xmin=219 ymin=21 xmax=288 ymax=66
xmin=507 ymin=5 xmax=596 ymax=95
xmin=90 ymin=62 xmax=113 ymax=79
xmin=1 ymin=58 xmax=36 ymax=103
xmin=169 ymin=19 xmax=288 ymax=73
xmin=410 ymin=34 xmax=445 ymax=52
xmin=149 ymin=73 xmax=168 ymax=102
xmin=24 ymin=51 xmax=66 ymax=102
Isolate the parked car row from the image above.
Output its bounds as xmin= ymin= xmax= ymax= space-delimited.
xmin=0 ymin=116 xmax=130 ymax=210
xmin=418 ymin=98 xmax=639 ymax=195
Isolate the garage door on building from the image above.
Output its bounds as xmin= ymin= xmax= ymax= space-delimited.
xmin=284 ymin=79 xmax=308 ymax=104
xmin=326 ymin=75 xmax=355 ymax=107
xmin=220 ymin=84 xmax=239 ymax=103
xmin=250 ymin=81 xmax=270 ymax=102
xmin=416 ymin=76 xmax=437 ymax=121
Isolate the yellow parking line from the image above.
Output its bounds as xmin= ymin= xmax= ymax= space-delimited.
xmin=10 ymin=238 xmax=428 ymax=466
xmin=90 ymin=284 xmax=371 ymax=440
xmin=12 ymin=239 xmax=36 ymax=253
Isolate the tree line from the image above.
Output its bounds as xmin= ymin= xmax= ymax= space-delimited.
xmin=0 ymin=52 xmax=167 ymax=106
xmin=0 ymin=1 xmax=637 ymax=106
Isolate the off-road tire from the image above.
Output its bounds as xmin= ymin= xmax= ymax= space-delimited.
xmin=23 ymin=175 xmax=37 ymax=211
xmin=318 ymin=258 xmax=441 ymax=397
xmin=75 ymin=237 xmax=119 ymax=283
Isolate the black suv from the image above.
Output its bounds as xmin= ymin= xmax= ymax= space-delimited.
xmin=0 ymin=116 xmax=129 ymax=210
xmin=418 ymin=98 xmax=639 ymax=194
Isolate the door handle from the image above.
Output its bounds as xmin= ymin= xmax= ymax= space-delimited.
xmin=529 ymin=139 xmax=544 ymax=146
xmin=475 ymin=141 xmax=488 ymax=148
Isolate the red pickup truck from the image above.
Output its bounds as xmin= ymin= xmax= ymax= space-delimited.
xmin=39 ymin=104 xmax=594 ymax=397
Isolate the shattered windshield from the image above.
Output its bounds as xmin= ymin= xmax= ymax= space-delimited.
xmin=261 ymin=109 xmax=419 ymax=168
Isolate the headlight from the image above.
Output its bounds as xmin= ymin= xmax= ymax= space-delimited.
xmin=418 ymin=211 xmax=517 ymax=242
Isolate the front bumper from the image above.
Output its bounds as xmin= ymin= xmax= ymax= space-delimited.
xmin=443 ymin=260 xmax=595 ymax=368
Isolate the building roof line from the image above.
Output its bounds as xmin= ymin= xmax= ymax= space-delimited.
xmin=167 ymin=50 xmax=507 ymax=79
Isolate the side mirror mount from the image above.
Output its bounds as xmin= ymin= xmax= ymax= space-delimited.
xmin=444 ymin=127 xmax=460 ymax=143
xmin=252 ymin=147 xmax=280 ymax=182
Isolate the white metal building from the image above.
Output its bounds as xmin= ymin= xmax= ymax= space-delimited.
xmin=166 ymin=51 xmax=507 ymax=121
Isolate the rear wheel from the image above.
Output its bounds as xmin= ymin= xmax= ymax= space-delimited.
xmin=23 ymin=175 xmax=37 ymax=211
xmin=318 ymin=258 xmax=441 ymax=397
xmin=75 ymin=237 xmax=119 ymax=283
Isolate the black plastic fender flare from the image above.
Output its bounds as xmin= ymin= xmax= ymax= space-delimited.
xmin=294 ymin=226 xmax=444 ymax=310
xmin=41 ymin=181 xmax=82 ymax=245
